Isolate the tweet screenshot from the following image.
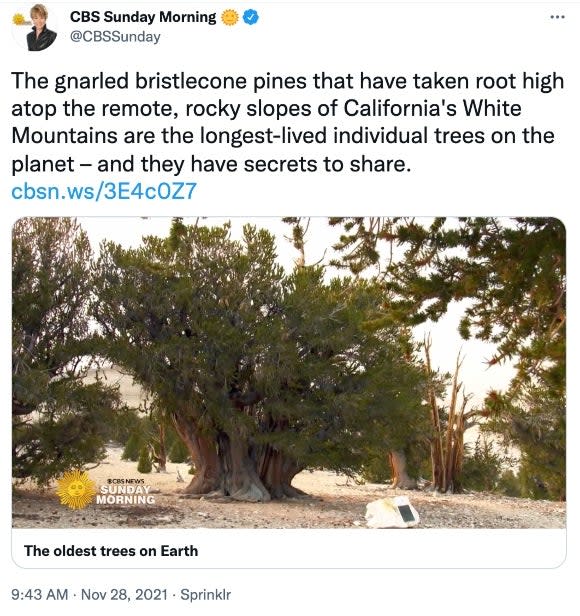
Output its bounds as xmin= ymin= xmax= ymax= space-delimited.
xmin=2 ymin=1 xmax=576 ymax=613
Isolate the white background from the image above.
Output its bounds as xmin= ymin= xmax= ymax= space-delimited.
xmin=1 ymin=2 xmax=577 ymax=613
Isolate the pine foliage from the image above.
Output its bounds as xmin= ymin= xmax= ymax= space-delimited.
xmin=329 ymin=216 xmax=566 ymax=499
xmin=137 ymin=446 xmax=152 ymax=473
xmin=12 ymin=218 xmax=124 ymax=483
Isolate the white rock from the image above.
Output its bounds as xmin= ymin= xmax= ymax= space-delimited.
xmin=365 ymin=496 xmax=420 ymax=528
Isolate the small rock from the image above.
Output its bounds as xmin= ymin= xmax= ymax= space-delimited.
xmin=365 ymin=497 xmax=420 ymax=529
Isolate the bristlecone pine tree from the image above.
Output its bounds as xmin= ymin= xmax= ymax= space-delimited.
xmin=328 ymin=216 xmax=566 ymax=499
xmin=92 ymin=220 xmax=427 ymax=501
xmin=12 ymin=218 xmax=123 ymax=484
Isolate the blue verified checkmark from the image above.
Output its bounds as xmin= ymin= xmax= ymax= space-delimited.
xmin=243 ymin=9 xmax=259 ymax=25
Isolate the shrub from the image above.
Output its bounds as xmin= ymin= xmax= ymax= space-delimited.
xmin=168 ymin=438 xmax=190 ymax=463
xmin=122 ymin=432 xmax=142 ymax=462
xmin=137 ymin=446 xmax=152 ymax=473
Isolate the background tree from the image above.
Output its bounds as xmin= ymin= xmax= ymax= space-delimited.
xmin=460 ymin=435 xmax=512 ymax=493
xmin=423 ymin=337 xmax=489 ymax=493
xmin=283 ymin=217 xmax=429 ymax=489
xmin=137 ymin=445 xmax=152 ymax=473
xmin=168 ymin=434 xmax=191 ymax=464
xmin=120 ymin=401 xmax=178 ymax=472
xmin=12 ymin=218 xmax=124 ymax=484
xmin=257 ymin=266 xmax=429 ymax=492
xmin=121 ymin=430 xmax=142 ymax=462
xmin=139 ymin=396 xmax=170 ymax=472
xmin=483 ymin=374 xmax=565 ymax=500
xmin=329 ymin=216 xmax=566 ymax=499
xmin=329 ymin=217 xmax=564 ymax=382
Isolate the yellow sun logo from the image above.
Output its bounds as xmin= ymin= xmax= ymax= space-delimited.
xmin=56 ymin=470 xmax=97 ymax=510
xmin=221 ymin=9 xmax=239 ymax=26
xmin=13 ymin=13 xmax=28 ymax=25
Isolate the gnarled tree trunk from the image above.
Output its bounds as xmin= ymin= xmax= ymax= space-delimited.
xmin=217 ymin=431 xmax=271 ymax=501
xmin=388 ymin=450 xmax=418 ymax=489
xmin=172 ymin=413 xmax=222 ymax=495
xmin=423 ymin=336 xmax=478 ymax=493
xmin=152 ymin=422 xmax=167 ymax=472
xmin=172 ymin=408 xmax=303 ymax=502
xmin=257 ymin=446 xmax=305 ymax=499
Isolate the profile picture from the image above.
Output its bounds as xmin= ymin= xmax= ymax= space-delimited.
xmin=17 ymin=4 xmax=57 ymax=51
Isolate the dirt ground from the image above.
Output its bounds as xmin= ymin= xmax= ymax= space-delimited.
xmin=12 ymin=446 xmax=566 ymax=529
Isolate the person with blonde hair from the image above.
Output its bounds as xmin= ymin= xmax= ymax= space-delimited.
xmin=27 ymin=4 xmax=57 ymax=51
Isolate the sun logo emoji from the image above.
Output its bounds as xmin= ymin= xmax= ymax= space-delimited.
xmin=221 ymin=9 xmax=239 ymax=26
xmin=13 ymin=13 xmax=28 ymax=25
xmin=56 ymin=470 xmax=97 ymax=510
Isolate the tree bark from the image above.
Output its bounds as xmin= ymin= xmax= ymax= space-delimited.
xmin=423 ymin=335 xmax=446 ymax=490
xmin=257 ymin=445 xmax=305 ymax=498
xmin=172 ymin=413 xmax=222 ymax=495
xmin=424 ymin=339 xmax=478 ymax=493
xmin=218 ymin=431 xmax=271 ymax=502
xmin=154 ymin=422 xmax=167 ymax=472
xmin=172 ymin=411 xmax=303 ymax=501
xmin=388 ymin=450 xmax=417 ymax=489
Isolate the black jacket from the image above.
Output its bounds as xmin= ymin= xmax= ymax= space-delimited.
xmin=27 ymin=25 xmax=57 ymax=51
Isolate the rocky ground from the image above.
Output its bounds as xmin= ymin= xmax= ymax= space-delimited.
xmin=12 ymin=447 xmax=565 ymax=529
